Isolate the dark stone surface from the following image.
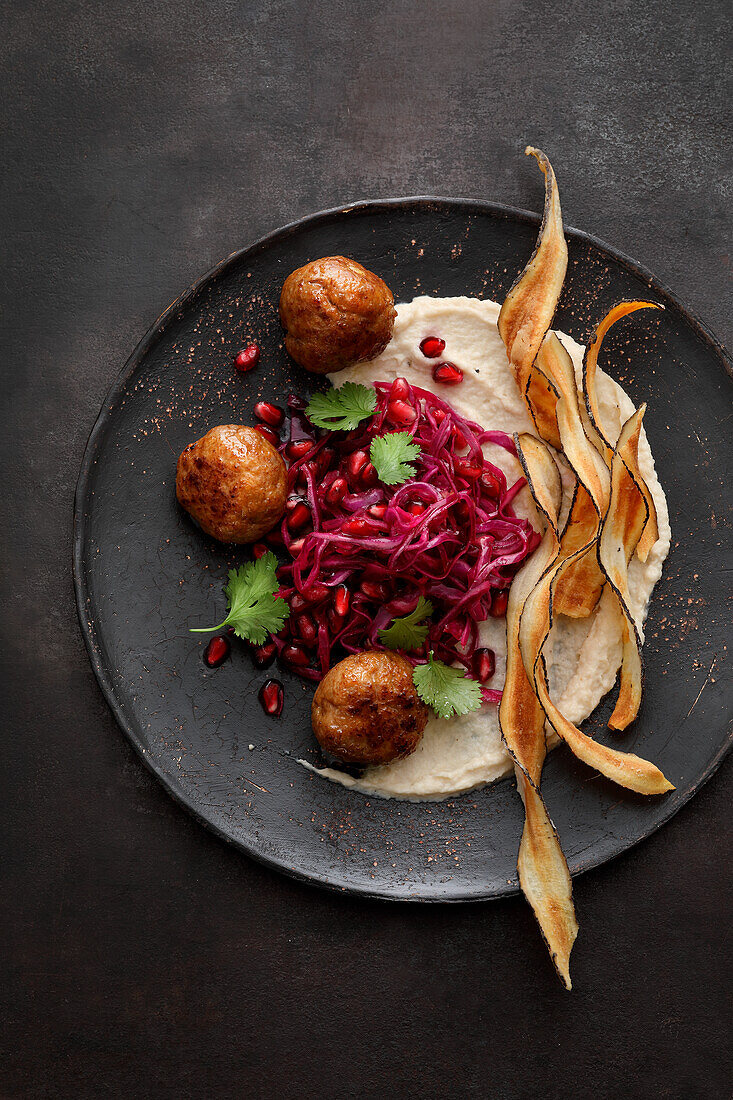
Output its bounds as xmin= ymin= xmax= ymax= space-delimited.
xmin=1 ymin=1 xmax=730 ymax=1096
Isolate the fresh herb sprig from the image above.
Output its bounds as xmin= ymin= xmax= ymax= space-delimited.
xmin=190 ymin=551 xmax=289 ymax=646
xmin=370 ymin=431 xmax=421 ymax=485
xmin=378 ymin=597 xmax=434 ymax=650
xmin=413 ymin=651 xmax=483 ymax=721
xmin=305 ymin=382 xmax=377 ymax=432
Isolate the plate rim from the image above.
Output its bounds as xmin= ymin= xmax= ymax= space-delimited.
xmin=72 ymin=195 xmax=733 ymax=902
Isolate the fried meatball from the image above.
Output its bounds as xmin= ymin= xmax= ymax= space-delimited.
xmin=312 ymin=651 xmax=429 ymax=766
xmin=176 ymin=424 xmax=287 ymax=544
xmin=279 ymin=256 xmax=396 ymax=374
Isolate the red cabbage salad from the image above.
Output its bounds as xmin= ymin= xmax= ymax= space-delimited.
xmin=262 ymin=377 xmax=540 ymax=701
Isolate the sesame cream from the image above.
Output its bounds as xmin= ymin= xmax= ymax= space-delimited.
xmin=302 ymin=296 xmax=669 ymax=801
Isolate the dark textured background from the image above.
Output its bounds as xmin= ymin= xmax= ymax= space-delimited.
xmin=2 ymin=1 xmax=731 ymax=1097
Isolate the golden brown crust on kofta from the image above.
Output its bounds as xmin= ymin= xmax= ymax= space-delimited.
xmin=312 ymin=651 xmax=429 ymax=766
xmin=176 ymin=424 xmax=287 ymax=544
xmin=279 ymin=256 xmax=396 ymax=374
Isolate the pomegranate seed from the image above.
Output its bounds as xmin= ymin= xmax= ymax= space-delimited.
xmin=286 ymin=439 xmax=314 ymax=462
xmin=481 ymin=470 xmax=502 ymax=498
xmin=289 ymin=593 xmax=309 ymax=614
xmin=455 ymin=458 xmax=483 ymax=481
xmin=420 ymin=336 xmax=446 ymax=358
xmin=368 ymin=504 xmax=387 ymax=520
xmin=296 ymin=613 xmax=317 ymax=645
xmin=341 ymin=516 xmax=378 ymax=537
xmin=252 ymin=542 xmax=269 ymax=560
xmin=359 ymin=462 xmax=379 ymax=489
xmin=489 ymin=589 xmax=509 ymax=618
xmin=454 ymin=499 xmax=471 ymax=525
xmin=472 ymin=647 xmax=496 ymax=683
xmin=452 ymin=426 xmax=468 ymax=450
xmin=361 ymin=579 xmax=389 ymax=602
xmin=387 ymin=399 xmax=417 ymax=426
xmin=287 ymin=502 xmax=311 ymax=531
xmin=203 ymin=635 xmax=230 ymax=668
xmin=289 ymin=537 xmax=305 ymax=556
xmin=302 ymin=582 xmax=329 ymax=603
xmin=327 ymin=609 xmax=344 ymax=634
xmin=316 ymin=446 xmax=335 ymax=478
xmin=347 ymin=450 xmax=369 ymax=479
xmin=407 ymin=502 xmax=425 ymax=516
xmin=334 ymin=585 xmax=350 ymax=617
xmin=325 ymin=476 xmax=348 ymax=506
xmin=390 ymin=377 xmax=411 ymax=400
xmin=253 ymin=423 xmax=279 ymax=448
xmin=254 ymin=401 xmax=284 ymax=428
xmin=432 ymin=361 xmax=463 ymax=386
xmin=233 ymin=343 xmax=260 ymax=373
xmin=265 ymin=526 xmax=284 ymax=546
xmin=281 ymin=643 xmax=310 ymax=668
xmin=259 ymin=678 xmax=284 ymax=717
xmin=252 ymin=641 xmax=277 ymax=669
xmin=433 ymin=407 xmax=447 ymax=425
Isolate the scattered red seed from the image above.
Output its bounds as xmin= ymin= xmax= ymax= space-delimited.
xmin=289 ymin=593 xmax=309 ymax=614
xmin=302 ymin=582 xmax=330 ymax=603
xmin=359 ymin=462 xmax=379 ymax=489
xmin=281 ymin=643 xmax=310 ymax=668
xmin=347 ymin=450 xmax=369 ymax=479
xmin=252 ymin=423 xmax=280 ymax=448
xmin=233 ymin=343 xmax=260 ymax=373
xmin=334 ymin=585 xmax=350 ymax=617
xmin=481 ymin=470 xmax=502 ymax=499
xmin=288 ymin=537 xmax=306 ymax=556
xmin=391 ymin=377 xmax=411 ymax=400
xmin=203 ymin=635 xmax=230 ymax=668
xmin=452 ymin=426 xmax=468 ymax=450
xmin=254 ymin=401 xmax=284 ymax=428
xmin=455 ymin=458 xmax=483 ymax=481
xmin=368 ymin=504 xmax=388 ymax=520
xmin=432 ymin=361 xmax=463 ymax=386
xmin=325 ymin=476 xmax=348 ymax=507
xmin=341 ymin=516 xmax=379 ymax=537
xmin=472 ymin=647 xmax=496 ymax=683
xmin=387 ymin=399 xmax=417 ymax=426
xmin=286 ymin=439 xmax=314 ymax=462
xmin=296 ymin=613 xmax=317 ymax=645
xmin=420 ymin=336 xmax=446 ymax=358
xmin=489 ymin=590 xmax=509 ymax=618
xmin=252 ymin=641 xmax=277 ymax=669
xmin=287 ymin=502 xmax=311 ymax=531
xmin=259 ymin=678 xmax=284 ymax=716
xmin=407 ymin=502 xmax=425 ymax=516
xmin=361 ymin=579 xmax=389 ymax=602
xmin=252 ymin=542 xmax=269 ymax=560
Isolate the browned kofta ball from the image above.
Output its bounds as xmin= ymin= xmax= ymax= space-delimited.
xmin=279 ymin=256 xmax=396 ymax=374
xmin=176 ymin=424 xmax=287 ymax=544
xmin=312 ymin=651 xmax=429 ymax=767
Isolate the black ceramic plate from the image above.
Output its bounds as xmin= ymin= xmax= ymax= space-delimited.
xmin=74 ymin=199 xmax=733 ymax=901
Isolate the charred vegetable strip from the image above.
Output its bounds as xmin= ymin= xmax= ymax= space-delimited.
xmin=599 ymin=406 xmax=651 ymax=730
xmin=583 ymin=301 xmax=662 ymax=561
xmin=498 ymin=148 xmax=568 ymax=397
xmin=500 ymin=434 xmax=577 ymax=989
xmin=516 ymin=424 xmax=673 ymax=793
xmin=534 ymin=332 xmax=610 ymax=617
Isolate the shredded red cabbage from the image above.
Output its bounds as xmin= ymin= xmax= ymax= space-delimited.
xmin=267 ymin=378 xmax=540 ymax=699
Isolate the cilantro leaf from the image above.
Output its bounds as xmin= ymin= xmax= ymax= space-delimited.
xmin=305 ymin=382 xmax=377 ymax=432
xmin=378 ymin=597 xmax=434 ymax=651
xmin=190 ymin=551 xmax=289 ymax=646
xmin=413 ymin=651 xmax=483 ymax=721
xmin=370 ymin=432 xmax=421 ymax=485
